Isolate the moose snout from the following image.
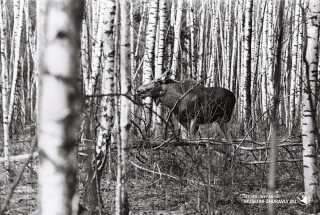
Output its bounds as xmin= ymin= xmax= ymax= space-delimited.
xmin=136 ymin=86 xmax=146 ymax=97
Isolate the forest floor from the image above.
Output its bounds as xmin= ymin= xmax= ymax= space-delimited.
xmin=0 ymin=131 xmax=315 ymax=215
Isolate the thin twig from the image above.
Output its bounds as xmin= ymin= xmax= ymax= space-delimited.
xmin=129 ymin=160 xmax=214 ymax=188
xmin=165 ymin=79 xmax=205 ymax=124
xmin=232 ymin=90 xmax=301 ymax=157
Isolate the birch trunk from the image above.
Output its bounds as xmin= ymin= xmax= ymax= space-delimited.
xmin=0 ymin=0 xmax=10 ymax=169
xmin=268 ymin=1 xmax=284 ymax=213
xmin=38 ymin=0 xmax=83 ymax=214
xmin=241 ymin=0 xmax=253 ymax=131
xmin=171 ymin=0 xmax=183 ymax=79
xmin=142 ymin=0 xmax=159 ymax=134
xmin=266 ymin=0 xmax=274 ymax=108
xmin=116 ymin=0 xmax=131 ymax=214
xmin=197 ymin=1 xmax=205 ymax=81
xmin=289 ymin=0 xmax=301 ymax=135
xmin=189 ymin=0 xmax=196 ymax=79
xmin=154 ymin=0 xmax=166 ymax=137
xmin=84 ymin=0 xmax=116 ymax=210
xmin=89 ymin=0 xmax=107 ymax=95
xmin=135 ymin=0 xmax=146 ymax=57
xmin=8 ymin=0 xmax=24 ymax=126
xmin=301 ymin=0 xmax=320 ymax=212
xmin=224 ymin=0 xmax=231 ymax=89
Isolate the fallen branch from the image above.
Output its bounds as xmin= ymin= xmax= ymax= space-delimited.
xmin=0 ymin=152 xmax=39 ymax=163
xmin=232 ymin=142 xmax=302 ymax=151
xmin=0 ymin=138 xmax=37 ymax=215
xmin=129 ymin=160 xmax=215 ymax=188
xmin=242 ymin=159 xmax=302 ymax=165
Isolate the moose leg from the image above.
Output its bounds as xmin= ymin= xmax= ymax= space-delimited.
xmin=179 ymin=123 xmax=189 ymax=139
xmin=190 ymin=118 xmax=199 ymax=138
xmin=216 ymin=116 xmax=232 ymax=144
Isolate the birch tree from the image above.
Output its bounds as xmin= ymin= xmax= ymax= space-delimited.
xmin=241 ymin=0 xmax=253 ymax=131
xmin=197 ymin=0 xmax=205 ymax=81
xmin=0 ymin=0 xmax=10 ymax=169
xmin=289 ymin=0 xmax=301 ymax=135
xmin=142 ymin=0 xmax=159 ymax=134
xmin=89 ymin=0 xmax=107 ymax=95
xmin=268 ymin=1 xmax=284 ymax=213
xmin=8 ymin=0 xmax=25 ymax=126
xmin=189 ymin=0 xmax=196 ymax=79
xmin=84 ymin=0 xmax=116 ymax=211
xmin=154 ymin=0 xmax=166 ymax=137
xmin=301 ymin=0 xmax=320 ymax=211
xmin=171 ymin=0 xmax=183 ymax=79
xmin=116 ymin=0 xmax=131 ymax=213
xmin=266 ymin=0 xmax=274 ymax=109
xmin=38 ymin=0 xmax=83 ymax=214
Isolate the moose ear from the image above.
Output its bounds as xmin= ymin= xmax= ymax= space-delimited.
xmin=156 ymin=78 xmax=163 ymax=84
xmin=155 ymin=98 xmax=160 ymax=106
xmin=160 ymin=69 xmax=171 ymax=81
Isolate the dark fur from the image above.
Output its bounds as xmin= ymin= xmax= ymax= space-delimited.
xmin=137 ymin=78 xmax=236 ymax=136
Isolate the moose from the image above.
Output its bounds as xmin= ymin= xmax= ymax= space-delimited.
xmin=136 ymin=74 xmax=236 ymax=142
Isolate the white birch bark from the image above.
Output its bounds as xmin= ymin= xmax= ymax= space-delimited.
xmin=301 ymin=0 xmax=320 ymax=211
xmin=0 ymin=0 xmax=10 ymax=169
xmin=266 ymin=0 xmax=274 ymax=108
xmin=224 ymin=0 xmax=231 ymax=89
xmin=261 ymin=0 xmax=268 ymax=116
xmin=8 ymin=0 xmax=24 ymax=126
xmin=154 ymin=0 xmax=166 ymax=137
xmin=135 ymin=0 xmax=146 ymax=57
xmin=142 ymin=0 xmax=159 ymax=132
xmin=116 ymin=1 xmax=131 ymax=213
xmin=208 ymin=0 xmax=216 ymax=87
xmin=98 ymin=0 xmax=116 ymax=160
xmin=189 ymin=0 xmax=196 ymax=79
xmin=38 ymin=0 xmax=83 ymax=214
xmin=240 ymin=0 xmax=253 ymax=128
xmin=84 ymin=0 xmax=116 ymax=209
xmin=81 ymin=12 xmax=90 ymax=94
xmin=197 ymin=0 xmax=205 ymax=81
xmin=171 ymin=0 xmax=183 ymax=79
xmin=289 ymin=0 xmax=301 ymax=135
xmin=89 ymin=0 xmax=107 ymax=95
xmin=170 ymin=0 xmax=175 ymax=27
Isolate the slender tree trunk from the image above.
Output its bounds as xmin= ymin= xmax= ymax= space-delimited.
xmin=38 ymin=0 xmax=84 ymax=214
xmin=266 ymin=0 xmax=274 ymax=109
xmin=208 ymin=0 xmax=216 ymax=87
xmin=0 ymin=0 xmax=10 ymax=169
xmin=289 ymin=0 xmax=301 ymax=135
xmin=301 ymin=0 xmax=320 ymax=212
xmin=260 ymin=0 xmax=268 ymax=119
xmin=8 ymin=0 xmax=24 ymax=126
xmin=189 ymin=0 xmax=196 ymax=79
xmin=81 ymin=8 xmax=90 ymax=94
xmin=84 ymin=0 xmax=116 ymax=211
xmin=116 ymin=1 xmax=131 ymax=214
xmin=142 ymin=0 xmax=159 ymax=135
xmin=170 ymin=0 xmax=175 ymax=27
xmin=89 ymin=0 xmax=107 ymax=95
xmin=241 ymin=0 xmax=253 ymax=132
xmin=197 ymin=0 xmax=205 ymax=81
xmin=154 ymin=0 xmax=166 ymax=137
xmin=268 ymin=1 xmax=284 ymax=214
xmin=134 ymin=0 xmax=146 ymax=57
xmin=171 ymin=0 xmax=183 ymax=79
xmin=224 ymin=0 xmax=231 ymax=89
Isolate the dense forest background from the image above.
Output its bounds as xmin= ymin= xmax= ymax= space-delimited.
xmin=0 ymin=0 xmax=320 ymax=214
